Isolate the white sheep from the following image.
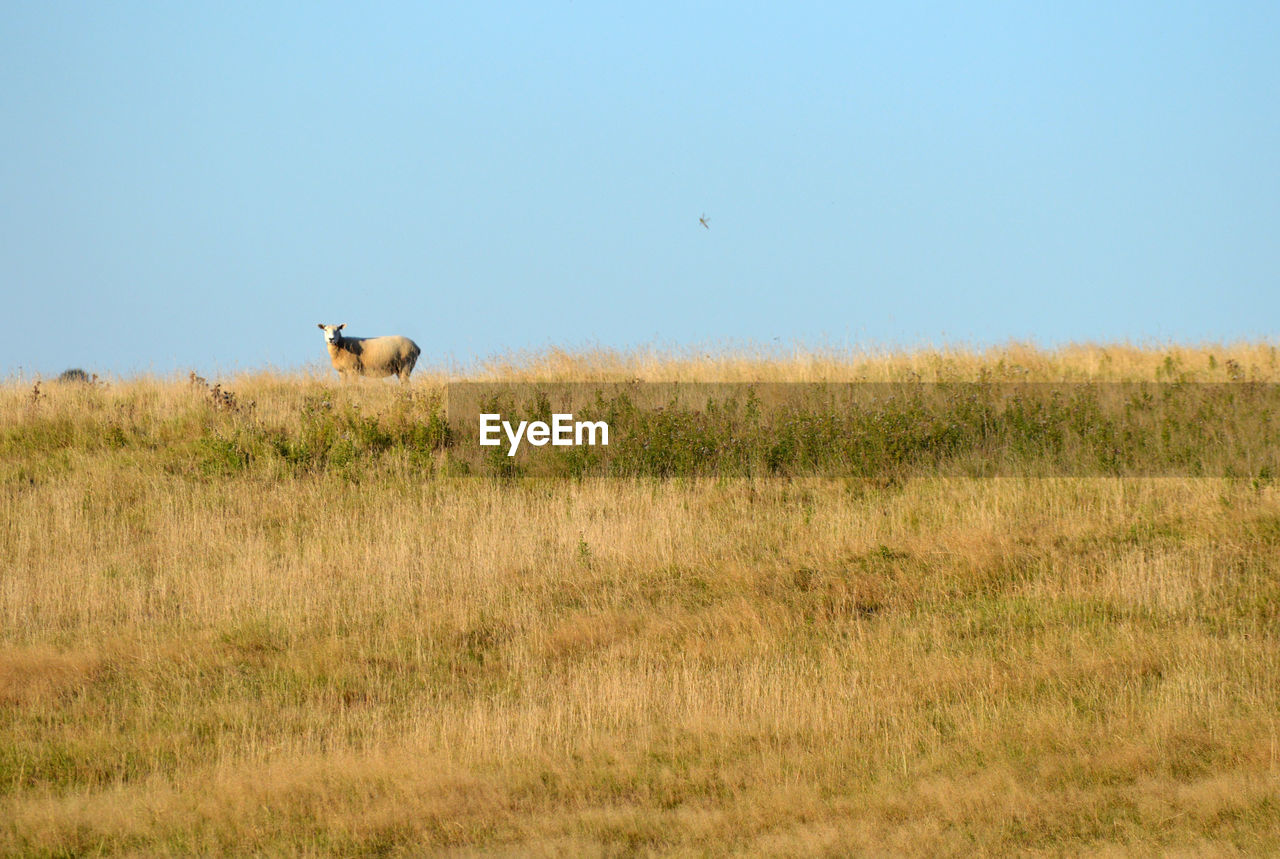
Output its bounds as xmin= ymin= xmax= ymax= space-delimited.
xmin=317 ymin=323 xmax=421 ymax=381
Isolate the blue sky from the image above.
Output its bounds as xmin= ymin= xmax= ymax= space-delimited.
xmin=2 ymin=3 xmax=1277 ymax=375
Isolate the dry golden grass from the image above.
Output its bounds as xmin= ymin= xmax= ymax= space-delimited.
xmin=471 ymin=340 xmax=1279 ymax=382
xmin=2 ymin=343 xmax=1279 ymax=855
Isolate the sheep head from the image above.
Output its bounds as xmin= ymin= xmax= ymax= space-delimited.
xmin=317 ymin=323 xmax=347 ymax=345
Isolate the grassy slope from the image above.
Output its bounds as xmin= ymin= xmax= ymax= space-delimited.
xmin=2 ymin=344 xmax=1279 ymax=855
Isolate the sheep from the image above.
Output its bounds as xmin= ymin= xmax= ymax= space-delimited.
xmin=55 ymin=368 xmax=92 ymax=384
xmin=317 ymin=323 xmax=421 ymax=381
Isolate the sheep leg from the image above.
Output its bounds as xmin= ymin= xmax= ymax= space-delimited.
xmin=399 ymin=356 xmax=418 ymax=382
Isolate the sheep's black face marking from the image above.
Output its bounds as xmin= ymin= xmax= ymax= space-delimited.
xmin=320 ymin=324 xmax=343 ymax=345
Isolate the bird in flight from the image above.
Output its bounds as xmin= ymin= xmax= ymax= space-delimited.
xmin=699 ymin=213 xmax=710 ymax=229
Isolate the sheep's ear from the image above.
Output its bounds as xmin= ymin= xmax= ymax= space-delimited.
xmin=317 ymin=324 xmax=325 ymax=330
xmin=338 ymin=323 xmax=346 ymax=330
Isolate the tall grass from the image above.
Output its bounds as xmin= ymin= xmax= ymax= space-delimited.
xmin=2 ymin=344 xmax=1279 ymax=854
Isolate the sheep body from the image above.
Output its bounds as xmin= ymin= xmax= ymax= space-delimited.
xmin=56 ymin=368 xmax=92 ymax=384
xmin=318 ymin=324 xmax=420 ymax=381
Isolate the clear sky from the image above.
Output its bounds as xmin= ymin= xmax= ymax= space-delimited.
xmin=2 ymin=3 xmax=1277 ymax=376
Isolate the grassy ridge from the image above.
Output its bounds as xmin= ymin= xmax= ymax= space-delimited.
xmin=453 ymin=381 xmax=1280 ymax=478
xmin=8 ymin=376 xmax=1280 ymax=484
xmin=2 ymin=345 xmax=1280 ymax=854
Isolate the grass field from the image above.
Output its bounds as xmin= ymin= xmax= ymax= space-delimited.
xmin=3 ymin=344 xmax=1279 ymax=855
